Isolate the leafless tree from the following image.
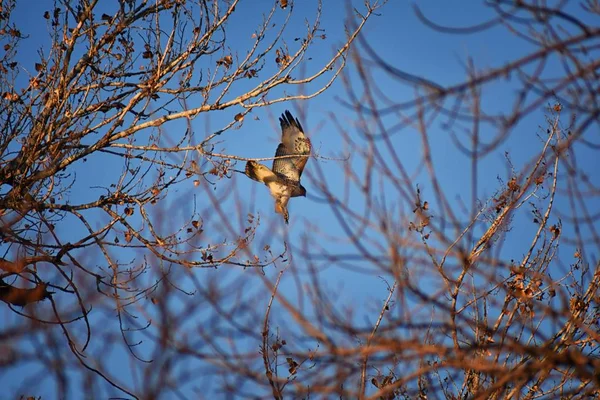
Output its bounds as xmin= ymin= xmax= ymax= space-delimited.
xmin=3 ymin=1 xmax=600 ymax=399
xmin=0 ymin=0 xmax=382 ymax=398
xmin=251 ymin=2 xmax=600 ymax=399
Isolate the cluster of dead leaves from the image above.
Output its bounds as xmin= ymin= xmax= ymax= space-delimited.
xmin=200 ymin=250 xmax=214 ymax=263
xmin=409 ymin=188 xmax=431 ymax=238
xmin=186 ymin=219 xmax=202 ymax=234
xmin=217 ymin=55 xmax=233 ymax=68
xmin=508 ymin=266 xmax=551 ymax=319
xmin=142 ymin=43 xmax=153 ymax=59
xmin=569 ymin=295 xmax=588 ymax=315
xmin=271 ymin=338 xmax=286 ymax=352
xmin=208 ymin=159 xmax=232 ymax=179
xmin=244 ymin=68 xmax=257 ymax=78
xmin=493 ymin=176 xmax=520 ymax=214
xmin=372 ymin=372 xmax=401 ymax=400
xmin=275 ymin=48 xmax=291 ymax=69
xmin=2 ymin=92 xmax=19 ymax=102
xmin=42 ymin=8 xmax=62 ymax=27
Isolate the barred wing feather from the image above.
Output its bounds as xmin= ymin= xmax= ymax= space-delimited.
xmin=272 ymin=143 xmax=300 ymax=182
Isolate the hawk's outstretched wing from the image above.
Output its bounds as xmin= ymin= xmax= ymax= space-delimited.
xmin=272 ymin=143 xmax=306 ymax=197
xmin=279 ymin=110 xmax=311 ymax=176
xmin=279 ymin=110 xmax=305 ymax=146
xmin=272 ymin=143 xmax=299 ymax=182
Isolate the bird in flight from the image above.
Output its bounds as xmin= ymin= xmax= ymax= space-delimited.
xmin=245 ymin=110 xmax=311 ymax=223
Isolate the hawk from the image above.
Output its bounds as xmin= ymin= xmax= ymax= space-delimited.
xmin=245 ymin=110 xmax=311 ymax=223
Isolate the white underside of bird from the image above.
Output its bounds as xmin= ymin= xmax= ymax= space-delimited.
xmin=245 ymin=161 xmax=294 ymax=222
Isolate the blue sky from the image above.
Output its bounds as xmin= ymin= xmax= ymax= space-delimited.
xmin=2 ymin=0 xmax=598 ymax=398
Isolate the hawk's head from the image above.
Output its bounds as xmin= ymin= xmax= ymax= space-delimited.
xmin=298 ymin=185 xmax=307 ymax=197
xmin=292 ymin=184 xmax=307 ymax=197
